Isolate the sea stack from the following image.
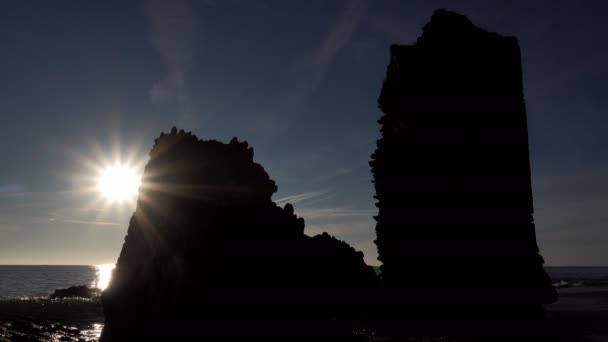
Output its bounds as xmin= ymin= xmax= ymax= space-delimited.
xmin=370 ymin=9 xmax=557 ymax=332
xmin=100 ymin=128 xmax=377 ymax=341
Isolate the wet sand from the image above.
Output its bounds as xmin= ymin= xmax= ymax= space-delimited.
xmin=546 ymin=287 xmax=608 ymax=341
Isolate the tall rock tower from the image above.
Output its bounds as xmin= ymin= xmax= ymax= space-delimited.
xmin=371 ymin=9 xmax=556 ymax=328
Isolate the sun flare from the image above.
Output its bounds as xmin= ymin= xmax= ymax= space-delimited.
xmin=97 ymin=165 xmax=141 ymax=202
xmin=95 ymin=264 xmax=115 ymax=291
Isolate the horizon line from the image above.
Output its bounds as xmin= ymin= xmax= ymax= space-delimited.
xmin=1 ymin=263 xmax=607 ymax=268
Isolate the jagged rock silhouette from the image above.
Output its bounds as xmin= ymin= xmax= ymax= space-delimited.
xmin=49 ymin=285 xmax=101 ymax=299
xmin=370 ymin=9 xmax=557 ymax=334
xmin=100 ymin=128 xmax=378 ymax=341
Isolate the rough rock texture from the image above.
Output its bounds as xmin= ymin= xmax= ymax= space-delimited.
xmin=100 ymin=128 xmax=377 ymax=341
xmin=370 ymin=9 xmax=557 ymax=333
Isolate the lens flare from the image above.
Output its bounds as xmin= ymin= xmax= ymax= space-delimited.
xmin=95 ymin=264 xmax=115 ymax=290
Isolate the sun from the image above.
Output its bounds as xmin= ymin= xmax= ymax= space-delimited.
xmin=97 ymin=165 xmax=141 ymax=202
xmin=95 ymin=264 xmax=115 ymax=291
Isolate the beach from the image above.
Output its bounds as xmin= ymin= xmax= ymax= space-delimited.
xmin=545 ymin=287 xmax=608 ymax=341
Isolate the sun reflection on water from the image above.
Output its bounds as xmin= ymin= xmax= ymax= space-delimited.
xmin=95 ymin=264 xmax=115 ymax=290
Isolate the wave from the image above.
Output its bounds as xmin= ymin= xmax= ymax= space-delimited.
xmin=546 ymin=266 xmax=608 ymax=289
xmin=553 ymin=279 xmax=608 ymax=289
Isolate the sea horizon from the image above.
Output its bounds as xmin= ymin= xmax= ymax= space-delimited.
xmin=2 ymin=263 xmax=608 ymax=267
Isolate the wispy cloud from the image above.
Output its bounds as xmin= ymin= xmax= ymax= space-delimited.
xmin=313 ymin=167 xmax=353 ymax=183
xmin=56 ymin=219 xmax=124 ymax=227
xmin=145 ymin=0 xmax=198 ymax=121
xmin=297 ymin=207 xmax=375 ymax=220
xmin=275 ymin=191 xmax=326 ymax=206
xmin=0 ymin=185 xmax=25 ymax=193
xmin=287 ymin=0 xmax=367 ymax=104
xmin=0 ymin=190 xmax=133 ymax=229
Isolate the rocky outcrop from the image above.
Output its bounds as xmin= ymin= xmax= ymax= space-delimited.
xmin=100 ymin=128 xmax=377 ymax=341
xmin=370 ymin=9 xmax=557 ymax=333
xmin=49 ymin=285 xmax=100 ymax=299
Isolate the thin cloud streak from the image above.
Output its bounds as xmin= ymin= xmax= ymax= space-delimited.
xmin=287 ymin=0 xmax=367 ymax=104
xmin=0 ymin=185 xmax=25 ymax=193
xmin=313 ymin=167 xmax=353 ymax=183
xmin=275 ymin=191 xmax=326 ymax=206
xmin=57 ymin=219 xmax=124 ymax=227
xmin=297 ymin=207 xmax=376 ymax=220
xmin=145 ymin=0 xmax=198 ymax=122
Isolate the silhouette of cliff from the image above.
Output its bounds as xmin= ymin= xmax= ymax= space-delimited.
xmin=370 ymin=9 xmax=557 ymax=333
xmin=100 ymin=128 xmax=378 ymax=341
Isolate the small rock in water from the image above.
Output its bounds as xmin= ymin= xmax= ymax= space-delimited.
xmin=49 ymin=285 xmax=101 ymax=299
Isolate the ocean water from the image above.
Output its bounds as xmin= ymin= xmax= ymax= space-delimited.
xmin=0 ymin=265 xmax=113 ymax=341
xmin=545 ymin=266 xmax=608 ymax=288
xmin=2 ymin=265 xmax=607 ymax=299
xmin=0 ymin=265 xmax=113 ymax=299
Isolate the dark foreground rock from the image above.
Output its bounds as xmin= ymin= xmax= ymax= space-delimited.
xmin=100 ymin=128 xmax=378 ymax=341
xmin=370 ymin=8 xmax=556 ymax=336
xmin=49 ymin=286 xmax=101 ymax=300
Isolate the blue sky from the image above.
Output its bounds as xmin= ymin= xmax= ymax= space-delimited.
xmin=0 ymin=0 xmax=606 ymax=265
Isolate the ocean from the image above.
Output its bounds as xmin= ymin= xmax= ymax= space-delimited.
xmin=545 ymin=266 xmax=608 ymax=288
xmin=1 ymin=265 xmax=608 ymax=341
xmin=0 ymin=265 xmax=113 ymax=341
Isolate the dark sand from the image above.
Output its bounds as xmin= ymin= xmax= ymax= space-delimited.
xmin=545 ymin=287 xmax=608 ymax=341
